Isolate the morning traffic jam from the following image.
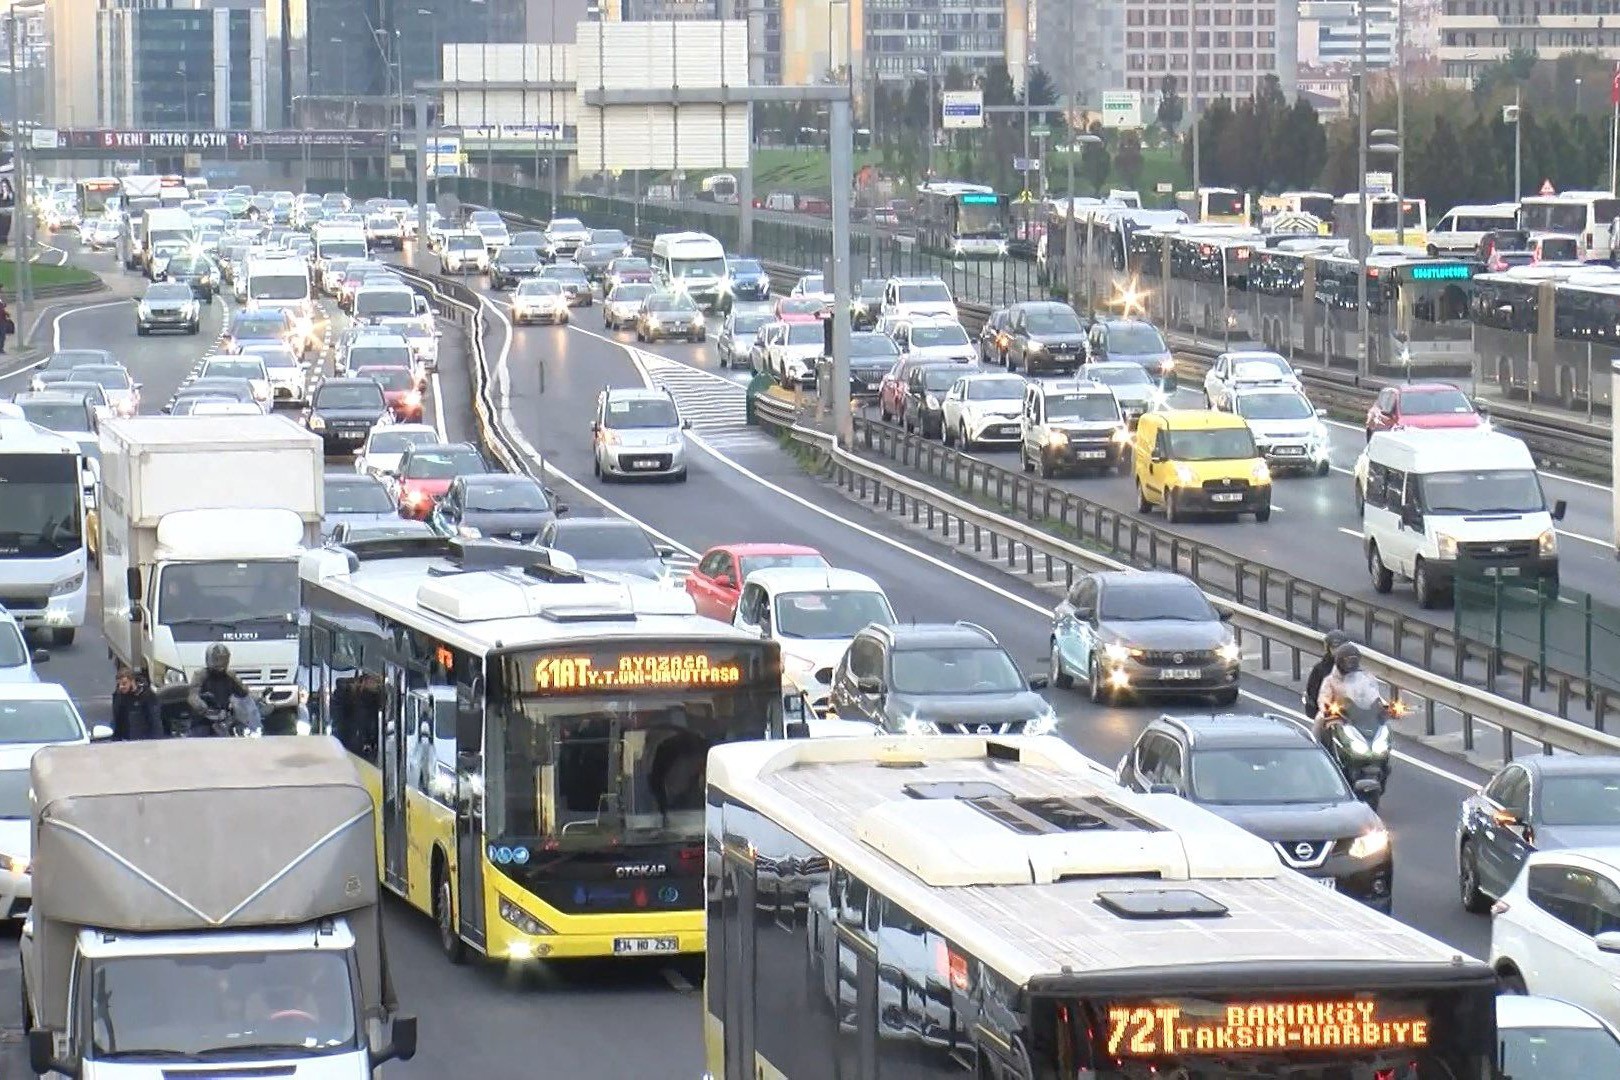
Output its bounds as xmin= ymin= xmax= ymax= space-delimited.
xmin=0 ymin=170 xmax=1611 ymax=1079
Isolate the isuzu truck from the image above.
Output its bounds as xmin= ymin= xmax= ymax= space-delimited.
xmin=21 ymin=737 xmax=418 ymax=1077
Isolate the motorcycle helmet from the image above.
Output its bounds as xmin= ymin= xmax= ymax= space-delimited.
xmin=206 ymin=643 xmax=232 ymax=673
xmin=1322 ymin=629 xmax=1351 ymax=657
xmin=1332 ymin=642 xmax=1362 ymax=675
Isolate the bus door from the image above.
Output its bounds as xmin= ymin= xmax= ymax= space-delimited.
xmin=381 ymin=660 xmax=408 ymax=891
xmin=455 ymin=669 xmax=487 ymax=950
xmin=720 ymin=843 xmax=758 ymax=1080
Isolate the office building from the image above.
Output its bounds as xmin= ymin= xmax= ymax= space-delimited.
xmin=99 ymin=4 xmax=267 ymax=129
xmin=620 ymin=0 xmax=719 ymax=17
xmin=856 ymin=0 xmax=1030 ymax=88
xmin=1036 ymin=0 xmax=1124 ymax=117
xmin=1439 ymin=0 xmax=1620 ymax=80
xmin=1299 ymin=0 xmax=1396 ymax=68
xmin=728 ymin=0 xmax=783 ymax=84
xmin=1120 ymin=0 xmax=1299 ymax=108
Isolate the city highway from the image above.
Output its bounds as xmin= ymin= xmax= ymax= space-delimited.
xmin=417 ymin=250 xmax=1503 ymax=1031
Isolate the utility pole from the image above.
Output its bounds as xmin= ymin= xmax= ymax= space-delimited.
xmin=1513 ymin=84 xmax=1523 ymax=201
xmin=1395 ymin=0 xmax=1406 ymax=246
xmin=1189 ymin=0 xmax=1200 ymax=193
xmin=829 ymin=95 xmax=853 ymax=449
xmin=548 ymin=1 xmax=559 ymax=214
xmin=416 ymin=94 xmax=429 ymax=252
xmin=1355 ymin=0 xmax=1370 ymax=380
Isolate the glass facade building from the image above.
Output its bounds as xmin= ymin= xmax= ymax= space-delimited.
xmin=101 ymin=4 xmax=266 ymax=129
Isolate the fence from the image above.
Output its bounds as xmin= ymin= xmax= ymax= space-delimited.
xmin=1456 ymin=575 xmax=1620 ymax=694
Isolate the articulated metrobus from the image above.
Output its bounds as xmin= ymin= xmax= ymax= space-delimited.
xmin=705 ymin=735 xmax=1499 ymax=1079
xmin=74 ymin=177 xmax=121 ymax=218
xmin=299 ymin=536 xmax=783 ymax=964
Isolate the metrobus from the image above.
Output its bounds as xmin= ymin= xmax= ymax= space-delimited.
xmin=698 ymin=173 xmax=739 ymax=204
xmin=1516 ymin=191 xmax=1620 ymax=263
xmin=914 ymin=181 xmax=1009 ymax=259
xmin=1258 ymin=191 xmax=1335 ymax=233
xmin=1176 ymin=186 xmax=1250 ymax=225
xmin=74 ymin=177 xmax=120 ymax=218
xmin=0 ymin=419 xmax=88 ymax=646
xmin=1470 ymin=263 xmax=1620 ymax=412
xmin=1334 ymin=192 xmax=1428 ymax=249
xmin=298 ymin=536 xmax=783 ymax=964
xmin=704 ymin=734 xmax=1500 ymax=1079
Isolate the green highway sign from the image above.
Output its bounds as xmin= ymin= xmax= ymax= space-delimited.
xmin=1031 ymin=125 xmax=1052 ymax=138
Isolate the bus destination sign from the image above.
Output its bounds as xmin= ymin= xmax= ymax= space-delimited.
xmin=1106 ymin=998 xmax=1431 ymax=1056
xmin=1405 ymin=263 xmax=1472 ymax=282
xmin=534 ymin=651 xmax=745 ymax=692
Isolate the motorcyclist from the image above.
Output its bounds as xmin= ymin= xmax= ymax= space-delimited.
xmin=1304 ymin=630 xmax=1351 ymax=719
xmin=186 ymin=643 xmax=253 ymax=737
xmin=1314 ymin=642 xmax=1384 ymax=743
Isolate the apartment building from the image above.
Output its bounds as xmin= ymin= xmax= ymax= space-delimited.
xmin=1120 ymin=0 xmax=1299 ymax=106
xmin=1439 ymin=0 xmax=1620 ymax=80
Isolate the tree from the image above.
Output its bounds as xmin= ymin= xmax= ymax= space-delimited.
xmin=1156 ymin=73 xmax=1185 ymax=137
xmin=1114 ymin=129 xmax=1145 ymax=189
xmin=1277 ymin=97 xmax=1327 ymax=190
xmin=1081 ymin=129 xmax=1112 ymax=193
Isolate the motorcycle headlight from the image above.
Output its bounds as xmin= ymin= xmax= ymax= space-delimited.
xmin=1538 ymin=527 xmax=1557 ymax=556
xmin=1340 ymin=724 xmax=1371 ymax=754
xmin=1434 ymin=532 xmax=1458 ymax=559
xmin=1348 ymin=827 xmax=1390 ymax=860
xmin=899 ymin=715 xmax=939 ymax=735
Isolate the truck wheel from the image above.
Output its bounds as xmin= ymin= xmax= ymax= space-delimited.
xmin=435 ymin=867 xmax=467 ymax=965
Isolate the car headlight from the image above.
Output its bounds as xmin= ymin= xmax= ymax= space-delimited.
xmin=1103 ymin=642 xmax=1134 ymax=663
xmin=0 ymin=852 xmax=30 ymax=875
xmin=1045 ymin=429 xmax=1068 ymax=447
xmin=1111 ymin=426 xmax=1132 ymax=444
xmin=403 ymin=390 xmax=422 ymax=408
xmin=1348 ymin=827 xmax=1390 ymax=860
xmin=1310 ymin=421 xmax=1329 ymax=446
xmin=1434 ymin=532 xmax=1458 ymax=559
xmin=1172 ymin=463 xmax=1197 ymax=485
xmin=1250 ymin=461 xmax=1272 ymax=483
xmin=161 ymin=667 xmax=187 ymax=686
xmin=1024 ymin=709 xmax=1058 ymax=736
xmin=1538 ymin=527 xmax=1557 ymax=556
xmin=50 ymin=573 xmax=84 ymax=596
xmin=137 ymin=304 xmax=152 ymax=319
xmin=690 ymin=313 xmax=704 ymax=326
xmin=1157 ymin=358 xmax=1176 ymax=374
xmin=309 ymin=415 xmax=327 ymax=430
xmin=1027 ymin=342 xmax=1046 ymax=355
xmin=898 ymin=716 xmax=939 ymax=735
xmin=1216 ymin=641 xmax=1241 ymax=663
xmin=183 ymin=302 xmax=199 ymax=317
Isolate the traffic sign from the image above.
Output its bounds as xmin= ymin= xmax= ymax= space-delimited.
xmin=1031 ymin=125 xmax=1052 ymax=138
xmin=1013 ymin=157 xmax=1041 ymax=172
xmin=942 ymin=90 xmax=985 ymax=130
xmin=1539 ymin=178 xmax=1556 ymax=196
xmin=1155 ymin=181 xmax=1174 ymax=194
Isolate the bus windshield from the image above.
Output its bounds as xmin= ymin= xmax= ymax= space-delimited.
xmin=955 ymin=198 xmax=1004 ymax=238
xmin=1370 ymin=199 xmax=1424 ymax=229
xmin=0 ymin=455 xmax=83 ymax=557
xmin=491 ymin=643 xmax=778 ymax=846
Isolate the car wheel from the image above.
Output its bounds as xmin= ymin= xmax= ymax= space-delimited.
xmin=435 ymin=871 xmax=466 ymax=965
xmin=1368 ymin=543 xmax=1394 ymax=593
xmin=136 ymin=325 xmax=148 ymax=336
xmin=1414 ymin=558 xmax=1444 ymax=609
xmin=942 ymin=422 xmax=956 ymax=448
xmin=1164 ymin=489 xmax=1181 ymax=524
xmin=1459 ymin=839 xmax=1491 ymax=914
xmin=958 ymin=423 xmax=973 ymax=452
xmin=1254 ymin=504 xmax=1271 ymax=523
xmin=1088 ymin=655 xmax=1111 ymax=705
xmin=1050 ymin=639 xmax=1073 ymax=689
xmin=1137 ymin=482 xmax=1152 ymax=513
xmin=1037 ymin=450 xmax=1055 ymax=480
xmin=1316 ymin=458 xmax=1330 ymax=478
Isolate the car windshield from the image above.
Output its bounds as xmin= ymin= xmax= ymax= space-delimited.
xmin=1189 ymin=746 xmax=1351 ymax=804
xmin=1025 ymin=309 xmax=1082 ymax=334
xmin=19 ymin=402 xmax=90 ymax=433
xmin=779 ymin=298 xmax=822 ymax=315
xmin=851 ymin=335 xmax=900 ymax=358
xmin=44 ymin=351 xmax=111 ymax=372
xmin=731 ymin=313 xmax=771 ymax=334
xmin=203 ymin=360 xmax=264 ymax=382
xmin=404 ymin=448 xmax=484 ymax=479
xmin=858 ymin=281 xmax=886 ymax=299
xmin=1237 ymin=392 xmax=1314 ymax=420
xmin=1231 ymin=357 xmax=1291 ymax=381
xmin=609 ymin=284 xmax=654 ymax=303
xmin=0 ymin=696 xmax=82 ymax=743
xmin=347 ymin=345 xmax=412 ymax=368
xmin=501 ymin=247 xmax=542 ymax=264
xmin=1499 ymin=1025 xmax=1620 ymax=1074
xmin=315 ymin=384 xmax=384 ymax=409
xmin=911 ymin=325 xmax=970 ymax=348
xmin=1099 ymin=583 xmax=1217 ymax=621
xmin=774 ymin=590 xmax=894 ymax=639
xmin=169 ymin=258 xmax=211 ymax=275
xmin=1087 ymin=365 xmax=1152 ymax=388
xmin=249 ymin=274 xmax=307 ymax=300
xmin=548 ymin=218 xmax=585 ymax=233
xmin=891 ymin=645 xmax=1024 ymax=695
xmin=1537 ymin=774 xmax=1620 ymax=826
xmin=738 ymin=553 xmax=827 ymax=578
xmin=785 ymin=323 xmax=824 ymax=346
xmin=146 ymin=284 xmax=192 ymax=302
xmin=448 ymin=234 xmax=483 ymax=252
xmin=649 ymin=295 xmax=698 ymax=313
xmin=324 ymin=479 xmax=394 ymax=513
xmin=1400 ymin=387 xmax=1473 ymax=415
xmin=552 ymin=524 xmax=656 ymax=560
xmin=898 ymin=283 xmax=952 ymax=303
xmin=363 ymin=367 xmax=413 ymax=391
xmin=1107 ymin=324 xmax=1169 ymax=353
xmin=173 ymin=396 xmax=235 ymax=414
xmin=1045 ymin=394 xmax=1119 ymax=422
xmin=519 ymin=280 xmax=563 ymax=296
xmin=1165 ymin=427 xmax=1257 ymax=460
xmin=604 ymin=397 xmax=680 ymax=429
xmin=923 ymin=368 xmax=966 ymax=391
xmin=0 ymin=767 xmax=27 ymax=817
xmin=233 ymin=315 xmax=287 ymax=337
xmin=1419 ymin=469 xmax=1544 ymax=514
xmin=466 ymin=481 xmax=549 ymax=512
xmin=74 ymin=367 xmax=131 ymax=390
xmin=612 ymin=259 xmax=650 ymax=272
xmin=354 ymin=291 xmax=413 ymax=317
xmin=57 ymin=383 xmax=107 ymax=405
xmin=729 ymin=259 xmax=763 ymax=274
xmin=966 ymin=377 xmax=1025 ymax=401
xmin=89 ymin=950 xmax=358 ymax=1058
xmin=367 ymin=430 xmax=436 ymax=455
xmin=243 ymin=347 xmax=298 ymax=371
xmin=592 ymin=230 xmax=627 ymax=245
xmin=800 ymin=276 xmax=825 ymax=293
xmin=543 ymin=267 xmax=589 ymax=284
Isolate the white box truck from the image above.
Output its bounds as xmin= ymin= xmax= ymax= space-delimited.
xmin=139 ymin=206 xmax=194 ymax=277
xmin=21 ymin=737 xmax=418 ymax=1078
xmin=99 ymin=415 xmax=324 ymax=706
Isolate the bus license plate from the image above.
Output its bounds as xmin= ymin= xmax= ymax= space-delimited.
xmin=1211 ymin=492 xmax=1243 ymax=503
xmin=1161 ymin=669 xmax=1198 ymax=680
xmin=614 ymin=936 xmax=679 ymax=955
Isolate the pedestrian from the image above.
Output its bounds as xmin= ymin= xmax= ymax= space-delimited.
xmin=112 ymin=666 xmax=165 ymax=740
xmin=0 ymin=292 xmax=13 ymax=354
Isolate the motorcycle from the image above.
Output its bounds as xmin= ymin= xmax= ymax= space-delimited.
xmin=156 ymin=685 xmax=307 ymax=738
xmin=1320 ymin=679 xmax=1401 ymax=810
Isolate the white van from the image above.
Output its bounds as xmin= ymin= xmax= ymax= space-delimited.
xmin=1358 ymin=429 xmax=1566 ymax=608
xmin=1426 ymin=202 xmax=1519 ymax=258
xmin=650 ymin=231 xmax=727 ymax=311
xmin=243 ymin=255 xmax=316 ymax=354
xmin=1518 ymin=192 xmax=1620 ymax=262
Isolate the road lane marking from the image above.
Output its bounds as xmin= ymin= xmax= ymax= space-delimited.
xmin=1338 ymin=527 xmax=1365 ymax=539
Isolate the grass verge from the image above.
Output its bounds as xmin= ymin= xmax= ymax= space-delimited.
xmin=0 ymin=261 xmax=98 ymax=292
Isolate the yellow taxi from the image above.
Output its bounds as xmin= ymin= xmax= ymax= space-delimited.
xmin=1133 ymin=409 xmax=1271 ymax=523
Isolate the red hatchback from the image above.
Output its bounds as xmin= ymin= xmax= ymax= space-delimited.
xmin=1365 ymin=383 xmax=1484 ymax=440
xmin=357 ymin=365 xmax=424 ymax=421
xmin=686 ymin=543 xmax=829 ymax=622
xmin=775 ymin=297 xmax=825 ymax=322
xmin=391 ymin=442 xmax=487 ymax=519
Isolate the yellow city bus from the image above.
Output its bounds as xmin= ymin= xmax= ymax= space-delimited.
xmin=298 ymin=536 xmax=782 ymax=965
xmin=1334 ymin=192 xmax=1428 ymax=249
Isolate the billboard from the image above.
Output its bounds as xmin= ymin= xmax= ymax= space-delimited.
xmin=1101 ymin=91 xmax=1143 ymax=129
xmin=942 ymin=90 xmax=985 ymax=130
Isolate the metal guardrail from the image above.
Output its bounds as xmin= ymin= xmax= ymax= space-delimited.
xmin=747 ymin=390 xmax=1620 ymax=760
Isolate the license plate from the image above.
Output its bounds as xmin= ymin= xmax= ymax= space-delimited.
xmin=1161 ymin=668 xmax=1199 ymax=680
xmin=866 ymin=381 xmax=880 ymax=390
xmin=613 ymin=936 xmax=679 ymax=955
xmin=1078 ymin=449 xmax=1108 ymax=460
xmin=1272 ymin=446 xmax=1304 ymax=456
xmin=1211 ymin=492 xmax=1243 ymax=503
xmin=1314 ymin=876 xmax=1338 ymax=891
xmin=1489 ymin=566 xmax=1521 ymax=577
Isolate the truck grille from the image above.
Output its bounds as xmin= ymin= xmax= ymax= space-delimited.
xmin=233 ymin=667 xmax=294 ymax=685
xmin=1458 ymin=539 xmax=1537 ymax=564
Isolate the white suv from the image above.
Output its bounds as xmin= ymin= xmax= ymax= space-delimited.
xmin=880 ymin=276 xmax=958 ymax=324
xmin=941 ymin=371 xmax=1028 ymax=450
xmin=1490 ymin=847 xmax=1620 ymax=1030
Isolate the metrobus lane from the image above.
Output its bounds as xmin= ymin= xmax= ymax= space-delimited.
xmin=0 ymin=322 xmax=696 ymax=1080
xmin=453 ymin=280 xmax=1500 ymax=966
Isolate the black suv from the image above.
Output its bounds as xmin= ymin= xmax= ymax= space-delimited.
xmin=489 ymin=246 xmax=545 ymax=290
xmin=828 ymin=621 xmax=1052 ymax=735
xmin=305 ymin=377 xmax=391 ymax=453
xmin=1001 ymin=300 xmax=1087 ymax=375
xmin=1117 ymin=713 xmax=1393 ymax=911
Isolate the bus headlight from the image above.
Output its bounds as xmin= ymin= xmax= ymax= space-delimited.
xmin=498 ymin=897 xmax=554 ymax=936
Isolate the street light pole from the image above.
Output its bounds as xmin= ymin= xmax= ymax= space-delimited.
xmin=1395 ymin=0 xmax=1406 ymax=246
xmin=1513 ymin=84 xmax=1522 ymax=200
xmin=1355 ymin=0 xmax=1369 ymax=379
xmin=548 ymin=0 xmax=558 ymax=214
xmin=1189 ymin=0 xmax=1200 ymax=192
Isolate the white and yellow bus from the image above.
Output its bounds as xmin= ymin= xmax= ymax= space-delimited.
xmin=1334 ymin=192 xmax=1428 ymax=249
xmin=298 ymin=536 xmax=783 ymax=966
